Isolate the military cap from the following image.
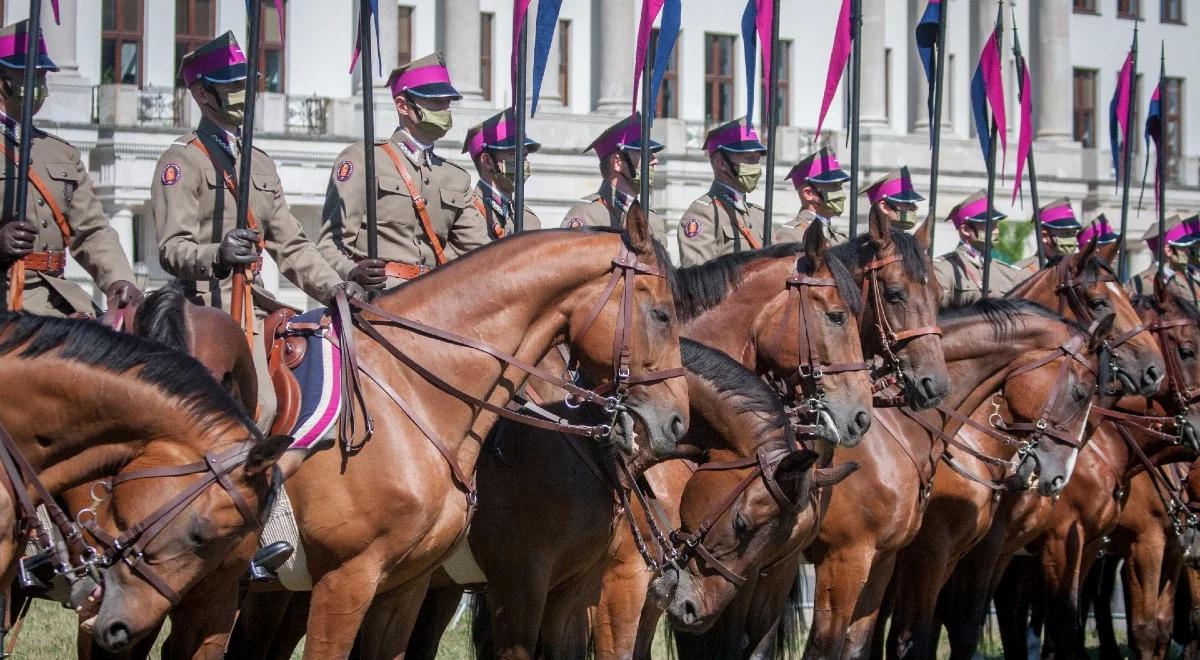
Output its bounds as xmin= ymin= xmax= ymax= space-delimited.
xmin=788 ymin=147 xmax=850 ymax=187
xmin=1078 ymin=215 xmax=1119 ymax=246
xmin=0 ymin=20 xmax=57 ymax=72
xmin=585 ymin=112 xmax=664 ymax=161
xmin=863 ymin=167 xmax=925 ymax=205
xmin=386 ymin=52 xmax=461 ymax=100
xmin=179 ymin=31 xmax=247 ymax=87
xmin=702 ymin=117 xmax=767 ymax=155
xmin=947 ymin=190 xmax=1006 ymax=228
xmin=1144 ymin=214 xmax=1200 ymax=254
xmin=1039 ymin=198 xmax=1081 ymax=232
xmin=463 ymin=108 xmax=541 ymax=159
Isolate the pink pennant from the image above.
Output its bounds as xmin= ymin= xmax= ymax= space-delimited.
xmin=49 ymin=0 xmax=60 ymax=24
xmin=979 ymin=30 xmax=1008 ymax=175
xmin=1116 ymin=53 xmax=1133 ymax=150
xmin=816 ymin=0 xmax=852 ymax=135
xmin=756 ymin=0 xmax=773 ymax=116
xmin=1012 ymin=58 xmax=1032 ymax=204
xmin=632 ymin=0 xmax=666 ymax=112
xmin=511 ymin=0 xmax=533 ymax=96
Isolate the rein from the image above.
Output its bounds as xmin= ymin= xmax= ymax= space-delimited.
xmin=1051 ymin=259 xmax=1149 ymax=391
xmin=858 ymin=254 xmax=942 ymax=406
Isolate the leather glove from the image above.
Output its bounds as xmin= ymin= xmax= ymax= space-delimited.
xmin=347 ymin=258 xmax=388 ymax=289
xmin=0 ymin=220 xmax=36 ymax=262
xmin=214 ymin=228 xmax=261 ymax=273
xmin=329 ymin=280 xmax=368 ymax=304
xmin=105 ymin=280 xmax=143 ymax=309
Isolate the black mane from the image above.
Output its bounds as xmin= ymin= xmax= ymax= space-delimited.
xmin=938 ymin=298 xmax=1085 ymax=342
xmin=680 ymin=338 xmax=788 ymax=445
xmin=1133 ymin=291 xmax=1200 ymax=322
xmin=826 ymin=229 xmax=929 ymax=283
xmin=0 ymin=312 xmax=258 ymax=437
xmin=135 ymin=283 xmax=190 ymax=352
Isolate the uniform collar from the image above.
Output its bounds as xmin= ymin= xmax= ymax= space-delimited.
xmin=198 ymin=118 xmax=241 ymax=160
xmin=599 ymin=180 xmax=636 ymax=214
xmin=393 ymin=128 xmax=433 ymax=165
xmin=0 ymin=109 xmax=41 ymax=145
xmin=709 ymin=182 xmax=747 ymax=212
xmin=476 ymin=180 xmax=511 ymax=219
xmin=957 ymin=241 xmax=984 ymax=265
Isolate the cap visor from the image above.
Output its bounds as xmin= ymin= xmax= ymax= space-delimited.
xmin=886 ymin=190 xmax=926 ymax=204
xmin=620 ymin=138 xmax=665 ymax=154
xmin=199 ymin=63 xmax=249 ymax=84
xmin=965 ymin=210 xmax=1007 ymax=223
xmin=406 ymin=83 xmax=463 ymax=100
xmin=0 ymin=53 xmax=59 ymax=72
xmin=807 ymin=170 xmax=851 ymax=184
xmin=487 ymin=136 xmax=542 ymax=153
xmin=1042 ymin=219 xmax=1083 ymax=231
xmin=718 ymin=140 xmax=768 ymax=154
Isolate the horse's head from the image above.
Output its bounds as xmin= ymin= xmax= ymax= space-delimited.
xmin=90 ymin=432 xmax=289 ymax=653
xmin=1003 ymin=316 xmax=1111 ymax=497
xmin=1015 ymin=239 xmax=1165 ymax=398
xmin=833 ymin=213 xmax=948 ymax=409
xmin=1138 ymin=285 xmax=1200 ymax=450
xmin=759 ymin=224 xmax=872 ymax=446
xmin=566 ymin=203 xmax=688 ymax=457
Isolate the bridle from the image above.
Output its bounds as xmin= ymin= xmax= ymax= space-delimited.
xmin=0 ymin=421 xmax=275 ymax=608
xmin=1051 ymin=258 xmax=1150 ymax=391
xmin=857 ymin=253 xmax=942 ymax=405
xmin=333 ymin=242 xmax=687 ymax=501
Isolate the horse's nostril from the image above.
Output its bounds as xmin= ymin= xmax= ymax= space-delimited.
xmin=684 ymin=599 xmax=699 ymax=623
xmin=103 ymin=621 xmax=132 ymax=651
xmin=852 ymin=410 xmax=871 ymax=434
xmin=670 ymin=414 xmax=686 ymax=441
xmin=920 ymin=377 xmax=938 ymax=399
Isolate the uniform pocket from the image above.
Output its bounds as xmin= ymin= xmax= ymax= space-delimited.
xmin=43 ymin=161 xmax=81 ymax=184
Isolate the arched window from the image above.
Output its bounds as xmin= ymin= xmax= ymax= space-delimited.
xmin=175 ymin=0 xmax=215 ymax=87
xmin=101 ymin=0 xmax=142 ymax=86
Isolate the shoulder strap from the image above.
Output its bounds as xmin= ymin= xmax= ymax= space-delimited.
xmin=0 ymin=141 xmax=71 ymax=242
xmin=951 ymin=252 xmax=983 ymax=288
xmin=186 ymin=138 xmax=264 ymax=237
xmin=472 ymin=195 xmax=505 ymax=239
xmin=379 ymin=142 xmax=448 ymax=265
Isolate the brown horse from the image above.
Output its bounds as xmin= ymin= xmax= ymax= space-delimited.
xmin=0 ymin=312 xmax=289 ymax=653
xmin=221 ymin=216 xmax=689 ymax=659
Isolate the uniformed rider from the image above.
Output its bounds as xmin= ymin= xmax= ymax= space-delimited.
xmin=462 ymin=108 xmax=541 ymax=238
xmin=1015 ymin=197 xmax=1082 ymax=271
xmin=774 ymin=146 xmax=851 ymax=245
xmin=933 ymin=190 xmax=1028 ymax=307
xmin=677 ymin=117 xmax=767 ymax=266
xmin=1128 ymin=214 xmax=1200 ymax=304
xmin=0 ymin=20 xmax=140 ymax=317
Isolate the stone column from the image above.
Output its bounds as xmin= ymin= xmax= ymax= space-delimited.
xmin=858 ymin=0 xmax=888 ymax=128
xmin=1032 ymin=0 xmax=1073 ymax=141
xmin=40 ymin=0 xmax=93 ymax=124
xmin=593 ymin=0 xmax=635 ymax=114
xmin=438 ymin=0 xmax=484 ymax=101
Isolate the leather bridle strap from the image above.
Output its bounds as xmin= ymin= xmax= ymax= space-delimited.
xmin=858 ymin=254 xmax=942 ymax=393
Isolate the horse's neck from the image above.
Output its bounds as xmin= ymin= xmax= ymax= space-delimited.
xmin=682 ymin=260 xmax=794 ymax=371
xmin=683 ymin=373 xmax=774 ymax=460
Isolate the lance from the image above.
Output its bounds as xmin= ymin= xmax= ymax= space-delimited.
xmin=762 ymin=0 xmax=781 ymax=246
xmin=980 ymin=6 xmax=1003 ymax=298
xmin=1156 ymin=42 xmax=1167 ymax=282
xmin=513 ymin=21 xmax=528 ymax=232
xmin=926 ymin=0 xmax=948 ymax=256
xmin=1118 ymin=25 xmax=1139 ymax=282
xmin=847 ymin=0 xmax=863 ymax=236
xmin=358 ymin=0 xmax=378 ymax=258
xmin=6 ymin=0 xmax=42 ymax=311
xmin=639 ymin=33 xmax=652 ymax=216
xmin=236 ymin=1 xmax=263 ymax=234
xmin=1011 ymin=14 xmax=1044 ymax=268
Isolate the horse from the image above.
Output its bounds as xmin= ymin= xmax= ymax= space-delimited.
xmin=0 ymin=312 xmax=289 ymax=653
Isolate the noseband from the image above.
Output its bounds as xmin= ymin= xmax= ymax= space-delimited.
xmin=859 ymin=254 xmax=942 ymax=403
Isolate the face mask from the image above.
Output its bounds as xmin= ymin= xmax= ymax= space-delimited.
xmin=3 ymin=79 xmax=47 ymax=116
xmin=622 ymin=153 xmax=655 ymax=188
xmin=1051 ymin=236 xmax=1079 ymax=255
xmin=215 ymin=88 xmax=246 ymax=125
xmin=496 ymin=158 xmax=531 ymax=190
xmin=733 ymin=162 xmax=763 ymax=193
xmin=893 ymin=209 xmax=919 ymax=230
xmin=1170 ymin=249 xmax=1191 ymax=268
xmin=413 ymin=103 xmax=453 ymax=140
xmin=819 ymin=188 xmax=848 ymax=217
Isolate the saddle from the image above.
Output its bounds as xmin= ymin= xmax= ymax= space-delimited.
xmin=263 ymin=308 xmax=314 ymax=436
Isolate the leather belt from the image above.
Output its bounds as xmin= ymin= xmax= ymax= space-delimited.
xmin=21 ymin=251 xmax=66 ymax=274
xmin=384 ymin=261 xmax=433 ymax=281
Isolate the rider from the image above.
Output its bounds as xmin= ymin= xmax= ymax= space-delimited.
xmin=774 ymin=146 xmax=851 ymax=245
xmin=0 ymin=20 xmax=141 ymax=317
xmin=861 ymin=167 xmax=925 ymax=236
xmin=1015 ymin=198 xmax=1082 ymax=271
xmin=561 ymin=113 xmax=668 ymax=240
xmin=319 ymin=52 xmax=486 ymax=291
xmin=677 ymin=117 xmax=768 ymax=266
xmin=933 ymin=190 xmax=1028 ymax=307
xmin=1128 ymin=213 xmax=1200 ymax=303
xmin=462 ymin=108 xmax=542 ymax=237
xmin=151 ymin=32 xmax=357 ymax=430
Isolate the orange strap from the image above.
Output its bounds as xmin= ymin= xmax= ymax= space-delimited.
xmin=7 ymin=261 xmax=23 ymax=311
xmin=714 ymin=196 xmax=761 ymax=250
xmin=379 ymin=142 xmax=448 ymax=266
xmin=472 ymin=196 xmax=506 ymax=239
xmin=0 ymin=141 xmax=73 ymax=311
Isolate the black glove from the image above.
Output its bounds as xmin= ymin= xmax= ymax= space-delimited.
xmin=347 ymin=258 xmax=388 ymax=289
xmin=105 ymin=280 xmax=143 ymax=309
xmin=329 ymin=280 xmax=367 ymax=304
xmin=0 ymin=220 xmax=36 ymax=262
xmin=215 ymin=228 xmax=261 ymax=273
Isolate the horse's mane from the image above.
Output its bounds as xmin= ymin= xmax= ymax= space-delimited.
xmin=680 ymin=338 xmax=788 ymax=447
xmin=826 ymin=228 xmax=929 ymax=283
xmin=0 ymin=312 xmax=259 ymax=438
xmin=135 ymin=283 xmax=190 ymax=351
xmin=1133 ymin=291 xmax=1200 ymax=322
xmin=674 ymin=242 xmax=861 ymax=322
xmin=1072 ymin=254 xmax=1118 ymax=285
xmin=938 ymin=298 xmax=1087 ymax=342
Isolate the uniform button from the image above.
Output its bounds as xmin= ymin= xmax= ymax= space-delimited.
xmin=424 ymin=177 xmax=430 ymax=184
xmin=36 ymin=199 xmax=44 ymax=207
xmin=41 ymin=220 xmax=47 ymax=228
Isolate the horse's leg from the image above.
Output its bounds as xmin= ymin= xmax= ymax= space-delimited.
xmin=1092 ymin=556 xmax=1123 ymax=660
xmin=1157 ymin=542 xmax=1184 ymax=660
xmin=942 ymin=519 xmax=1009 ymax=660
xmin=354 ymin=575 xmax=431 ymax=660
xmin=992 ymin=557 xmax=1034 ymax=660
xmin=302 ymin=559 xmax=384 ymax=660
xmin=1039 ymin=527 xmax=1087 ymax=660
xmin=887 ymin=541 xmax=950 ymax=660
xmin=158 ymin=557 xmax=247 ymax=660
xmin=485 ymin=568 xmax=551 ymax=660
xmin=842 ymin=552 xmax=899 ymax=660
xmin=227 ymin=590 xmax=298 ymax=659
xmin=405 ymin=586 xmax=465 ymax=660
xmin=804 ymin=546 xmax=878 ymax=659
xmin=593 ymin=522 xmax=653 ymax=660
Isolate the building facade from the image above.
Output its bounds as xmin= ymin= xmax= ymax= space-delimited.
xmin=8 ymin=0 xmax=1199 ymax=307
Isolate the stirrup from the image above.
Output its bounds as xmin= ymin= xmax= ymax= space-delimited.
xmin=246 ymin=541 xmax=293 ymax=583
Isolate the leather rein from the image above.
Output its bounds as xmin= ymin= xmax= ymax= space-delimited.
xmin=1052 ymin=258 xmax=1149 ymax=392
xmin=859 ymin=253 xmax=943 ymax=407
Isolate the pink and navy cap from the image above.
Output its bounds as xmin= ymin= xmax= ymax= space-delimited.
xmin=1078 ymin=215 xmax=1119 ymax=246
xmin=386 ymin=52 xmax=461 ymax=100
xmin=585 ymin=113 xmax=664 ymax=161
xmin=179 ymin=31 xmax=248 ymax=87
xmin=788 ymin=147 xmax=849 ymax=186
xmin=947 ymin=190 xmax=1006 ymax=228
xmin=0 ymin=20 xmax=58 ymax=72
xmin=1143 ymin=214 xmax=1200 ymax=254
xmin=703 ymin=118 xmax=767 ymax=155
xmin=462 ymin=108 xmax=541 ymax=159
xmin=863 ymin=167 xmax=924 ymax=205
xmin=1038 ymin=198 xmax=1081 ymax=231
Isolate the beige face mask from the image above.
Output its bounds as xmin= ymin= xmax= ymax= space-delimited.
xmin=819 ymin=188 xmax=848 ymax=217
xmin=414 ymin=104 xmax=453 ymax=140
xmin=496 ymin=158 xmax=532 ymax=191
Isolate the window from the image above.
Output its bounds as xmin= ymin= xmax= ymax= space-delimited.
xmin=1072 ymin=68 xmax=1098 ymax=148
xmin=1073 ymin=0 xmax=1098 ymax=13
xmin=480 ymin=12 xmax=493 ymax=101
xmin=1163 ymin=77 xmax=1183 ymax=183
xmin=1162 ymin=0 xmax=1184 ymax=23
xmin=1118 ymin=0 xmax=1140 ymax=18
xmin=760 ymin=39 xmax=790 ymax=126
xmin=258 ymin=0 xmax=284 ymax=92
xmin=101 ymin=0 xmax=142 ymax=86
xmin=652 ymin=28 xmax=679 ymax=118
xmin=397 ymin=6 xmax=413 ymax=66
xmin=557 ymin=20 xmax=570 ymax=107
xmin=705 ymin=33 xmax=735 ymax=124
xmin=947 ymin=54 xmax=956 ymax=121
xmin=884 ymin=47 xmax=892 ymax=122
xmin=175 ymin=0 xmax=214 ymax=87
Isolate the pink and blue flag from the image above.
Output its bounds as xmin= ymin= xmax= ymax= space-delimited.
xmin=350 ymin=0 xmax=379 ymax=72
xmin=1109 ymin=51 xmax=1134 ymax=180
xmin=816 ymin=0 xmax=853 ymax=135
xmin=529 ymin=0 xmax=564 ymax=115
xmin=1011 ymin=38 xmax=1033 ymax=204
xmin=914 ymin=0 xmax=941 ymax=143
xmin=632 ymin=0 xmax=681 ymax=121
xmin=970 ymin=23 xmax=1007 ymax=171
xmin=741 ymin=0 xmax=775 ymax=128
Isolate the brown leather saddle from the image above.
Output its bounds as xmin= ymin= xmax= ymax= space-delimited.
xmin=263 ymin=308 xmax=327 ymax=436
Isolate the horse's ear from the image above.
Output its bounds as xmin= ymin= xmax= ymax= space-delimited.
xmin=1096 ymin=240 xmax=1119 ymax=265
xmin=624 ymin=201 xmax=654 ymax=255
xmin=868 ymin=204 xmax=892 ymax=247
xmin=1073 ymin=232 xmax=1099 ymax=276
xmin=914 ymin=215 xmax=933 ymax=251
xmin=803 ymin=221 xmax=828 ymax=271
xmin=244 ymin=434 xmax=292 ymax=477
xmin=1087 ymin=313 xmax=1116 ymax=353
xmin=773 ymin=449 xmax=820 ymax=503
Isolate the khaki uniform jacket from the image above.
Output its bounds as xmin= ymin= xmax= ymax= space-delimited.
xmin=1127 ymin=264 xmax=1200 ymax=305
xmin=470 ymin=181 xmax=540 ymax=239
xmin=560 ymin=183 xmax=669 ymax=242
xmin=0 ymin=126 xmax=135 ymax=316
xmin=152 ymin=119 xmax=343 ymax=310
xmin=933 ymin=243 xmax=1029 ymax=308
xmin=772 ymin=209 xmax=850 ymax=246
xmin=677 ymin=185 xmax=766 ymax=267
xmin=318 ymin=130 xmax=486 ymax=279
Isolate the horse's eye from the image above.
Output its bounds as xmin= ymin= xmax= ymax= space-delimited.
xmin=886 ymin=289 xmax=906 ymax=304
xmin=733 ymin=513 xmax=749 ymax=536
xmin=1073 ymin=385 xmax=1088 ymax=402
xmin=1089 ymin=298 xmax=1108 ymax=311
xmin=826 ymin=310 xmax=847 ymax=326
xmin=651 ymin=307 xmax=671 ymax=324
xmin=1182 ymin=344 xmax=1196 ymax=360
